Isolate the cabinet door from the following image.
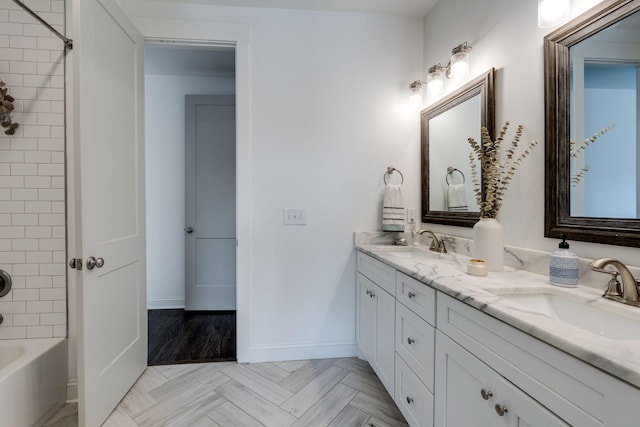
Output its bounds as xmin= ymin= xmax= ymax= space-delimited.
xmin=357 ymin=273 xmax=376 ymax=362
xmin=435 ymin=331 xmax=495 ymax=427
xmin=375 ymin=284 xmax=396 ymax=397
xmin=494 ymin=376 xmax=569 ymax=427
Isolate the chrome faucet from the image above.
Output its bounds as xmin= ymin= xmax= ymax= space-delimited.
xmin=417 ymin=229 xmax=447 ymax=253
xmin=589 ymin=258 xmax=640 ymax=307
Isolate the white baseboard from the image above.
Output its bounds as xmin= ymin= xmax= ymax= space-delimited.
xmin=147 ymin=297 xmax=185 ymax=310
xmin=66 ymin=378 xmax=78 ymax=403
xmin=241 ymin=341 xmax=357 ymax=363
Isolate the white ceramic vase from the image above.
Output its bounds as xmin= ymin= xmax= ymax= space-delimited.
xmin=473 ymin=217 xmax=504 ymax=272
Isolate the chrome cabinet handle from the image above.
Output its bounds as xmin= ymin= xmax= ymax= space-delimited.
xmin=407 ymin=291 xmax=416 ymax=299
xmin=480 ymin=388 xmax=493 ymax=400
xmin=407 ymin=337 xmax=415 ymax=345
xmin=494 ymin=404 xmax=508 ymax=416
xmin=406 ymin=396 xmax=414 ymax=404
xmin=369 ymin=291 xmax=376 ymax=298
xmin=366 ymin=290 xmax=371 ymax=296
xmin=86 ymin=257 xmax=104 ymax=270
xmin=185 ymin=227 xmax=194 ymax=234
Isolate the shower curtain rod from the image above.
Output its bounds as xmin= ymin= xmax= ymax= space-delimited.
xmin=12 ymin=0 xmax=73 ymax=49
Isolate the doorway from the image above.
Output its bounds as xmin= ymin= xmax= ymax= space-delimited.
xmin=144 ymin=44 xmax=237 ymax=364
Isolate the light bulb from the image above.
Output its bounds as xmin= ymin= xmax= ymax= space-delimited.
xmin=409 ymin=80 xmax=423 ymax=108
xmin=450 ymin=43 xmax=472 ymax=81
xmin=538 ymin=0 xmax=570 ymax=28
xmin=427 ymin=65 xmax=444 ymax=98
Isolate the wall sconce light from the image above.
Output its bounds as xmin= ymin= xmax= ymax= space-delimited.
xmin=538 ymin=0 xmax=570 ymax=28
xmin=409 ymin=42 xmax=472 ymax=106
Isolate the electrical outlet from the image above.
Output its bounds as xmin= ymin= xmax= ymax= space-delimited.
xmin=407 ymin=208 xmax=417 ymax=224
xmin=283 ymin=208 xmax=307 ymax=225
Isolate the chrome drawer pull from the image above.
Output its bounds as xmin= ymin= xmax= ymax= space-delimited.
xmin=495 ymin=404 xmax=508 ymax=416
xmin=407 ymin=337 xmax=415 ymax=345
xmin=480 ymin=388 xmax=493 ymax=400
xmin=407 ymin=291 xmax=416 ymax=299
xmin=406 ymin=396 xmax=414 ymax=404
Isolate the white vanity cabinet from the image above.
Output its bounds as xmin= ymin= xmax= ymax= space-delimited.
xmin=435 ymin=331 xmax=568 ymax=427
xmin=356 ymin=253 xmax=396 ymax=397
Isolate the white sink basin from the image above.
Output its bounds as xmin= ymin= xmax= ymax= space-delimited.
xmin=491 ymin=290 xmax=640 ymax=341
xmin=370 ymin=246 xmax=446 ymax=260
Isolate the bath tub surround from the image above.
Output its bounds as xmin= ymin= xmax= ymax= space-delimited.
xmin=0 ymin=338 xmax=67 ymax=427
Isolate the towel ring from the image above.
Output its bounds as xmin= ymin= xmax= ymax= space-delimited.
xmin=384 ymin=166 xmax=404 ymax=185
xmin=446 ymin=167 xmax=465 ymax=185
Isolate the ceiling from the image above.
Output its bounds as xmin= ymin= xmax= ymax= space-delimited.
xmin=145 ymin=45 xmax=235 ymax=76
xmin=148 ymin=0 xmax=440 ymax=17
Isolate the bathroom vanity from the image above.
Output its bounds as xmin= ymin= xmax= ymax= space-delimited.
xmin=355 ymin=236 xmax=640 ymax=427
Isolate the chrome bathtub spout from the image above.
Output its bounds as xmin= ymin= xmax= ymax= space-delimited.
xmin=417 ymin=229 xmax=447 ymax=253
xmin=589 ymin=258 xmax=640 ymax=306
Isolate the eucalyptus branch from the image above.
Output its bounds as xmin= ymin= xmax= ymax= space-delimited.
xmin=468 ymin=122 xmax=538 ymax=218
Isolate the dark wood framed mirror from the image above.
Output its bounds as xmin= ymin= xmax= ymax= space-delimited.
xmin=545 ymin=0 xmax=640 ymax=247
xmin=421 ymin=68 xmax=495 ymax=227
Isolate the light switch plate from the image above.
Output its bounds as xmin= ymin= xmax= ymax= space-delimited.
xmin=284 ymin=208 xmax=307 ymax=225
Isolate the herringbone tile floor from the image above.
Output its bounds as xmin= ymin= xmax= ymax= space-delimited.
xmin=47 ymin=358 xmax=409 ymax=427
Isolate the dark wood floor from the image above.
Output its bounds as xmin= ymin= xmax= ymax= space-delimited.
xmin=147 ymin=309 xmax=236 ymax=365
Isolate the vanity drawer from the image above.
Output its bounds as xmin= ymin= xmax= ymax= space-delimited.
xmin=396 ymin=301 xmax=435 ymax=392
xmin=396 ymin=271 xmax=436 ymax=326
xmin=357 ymin=252 xmax=396 ymax=295
xmin=395 ymin=353 xmax=434 ymax=427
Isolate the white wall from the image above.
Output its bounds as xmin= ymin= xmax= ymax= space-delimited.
xmin=0 ymin=0 xmax=67 ymax=340
xmin=419 ymin=0 xmax=640 ymax=265
xmin=145 ymin=72 xmax=235 ymax=309
xmin=125 ymin=1 xmax=424 ymax=360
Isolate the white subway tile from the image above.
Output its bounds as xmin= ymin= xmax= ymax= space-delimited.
xmin=51 ymin=176 xmax=63 ymax=188
xmin=38 ymin=138 xmax=63 ymax=151
xmin=50 ymin=201 xmax=63 ymax=213
xmin=27 ymin=300 xmax=52 ymax=313
xmin=12 ymin=138 xmax=37 ymax=150
xmin=12 ymin=238 xmax=38 ymax=251
xmin=12 ymin=288 xmax=39 ymax=301
xmin=39 ymin=60 xmax=63 ymax=75
xmin=0 ymin=327 xmax=26 ymax=339
xmin=0 ymin=150 xmax=24 ymax=163
xmin=11 ymin=189 xmax=38 ymax=201
xmin=52 ymin=300 xmax=65 ymax=312
xmin=50 ymin=126 xmax=64 ymax=138
xmin=25 ymin=176 xmax=51 ymax=188
xmin=52 ymin=250 xmax=64 ymax=263
xmin=0 ymin=47 xmax=22 ymax=60
xmin=13 ymin=313 xmax=39 ymax=326
xmin=1 ymin=72 xmax=23 ymax=86
xmin=11 ymin=212 xmax=38 ymax=224
xmin=51 ymin=1 xmax=64 ymax=13
xmin=13 ymin=263 xmax=39 ymax=276
xmin=25 ymin=201 xmax=51 ymax=213
xmin=0 ymin=176 xmax=25 ymax=188
xmin=10 ymin=60 xmax=37 ymax=74
xmin=11 ymin=86 xmax=37 ymax=99
xmin=25 ymin=225 xmax=50 ymax=238
xmin=0 ymin=24 xmax=23 ymax=37
xmin=38 ymin=12 xmax=62 ymax=25
xmin=10 ymin=275 xmax=24 ymax=289
xmin=39 ymin=238 xmax=64 ymax=250
xmin=0 ymin=214 xmax=10 ymax=225
xmin=25 ymin=150 xmax=51 ymax=163
xmin=22 ymin=23 xmax=50 ymax=37
xmin=9 ymin=10 xmax=37 ymax=24
xmin=13 ymin=111 xmax=37 ymax=125
xmin=53 ymin=325 xmax=65 ymax=337
xmin=10 ymin=35 xmax=36 ymax=49
xmin=26 ymin=275 xmax=51 ymax=288
xmin=51 ymin=275 xmax=64 ymax=287
xmin=0 ymin=251 xmax=25 ymax=263
xmin=40 ymin=263 xmax=64 ymax=275
xmin=25 ymin=251 xmax=52 ymax=263
xmin=50 ymin=101 xmax=63 ymax=113
xmin=50 ymin=75 xmax=63 ymax=88
xmin=26 ymin=325 xmax=53 ymax=338
xmin=11 ymin=163 xmax=38 ymax=175
xmin=40 ymin=312 xmax=65 ymax=326
xmin=38 ymin=112 xmax=63 ymax=126
xmin=39 ymin=213 xmax=64 ymax=225
xmin=40 ymin=288 xmax=64 ymax=301
xmin=0 ymin=8 xmax=7 ymax=22
xmin=0 ymin=164 xmax=9 ymax=175
xmin=0 ymin=59 xmax=9 ymax=73
xmin=38 ymin=188 xmax=64 ymax=200
xmin=38 ymin=164 xmax=64 ymax=177
xmin=23 ymin=100 xmax=50 ymax=113
xmin=23 ymin=125 xmax=50 ymax=138
xmin=0 ymin=301 xmax=26 ymax=313
xmin=0 ymin=34 xmax=7 ymax=47
xmin=23 ymin=74 xmax=50 ymax=87
xmin=0 ymin=226 xmax=25 ymax=238
xmin=37 ymin=87 xmax=63 ymax=100
xmin=51 ymin=226 xmax=64 ymax=238
xmin=0 ymin=201 xmax=24 ymax=213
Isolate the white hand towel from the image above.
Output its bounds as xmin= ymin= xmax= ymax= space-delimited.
xmin=382 ymin=184 xmax=405 ymax=232
xmin=447 ymin=184 xmax=468 ymax=212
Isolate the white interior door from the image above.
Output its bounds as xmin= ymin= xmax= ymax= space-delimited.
xmin=185 ymin=95 xmax=236 ymax=310
xmin=72 ymin=1 xmax=147 ymax=426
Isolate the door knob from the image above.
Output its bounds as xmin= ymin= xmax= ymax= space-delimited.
xmin=86 ymin=257 xmax=104 ymax=270
xmin=185 ymin=227 xmax=194 ymax=234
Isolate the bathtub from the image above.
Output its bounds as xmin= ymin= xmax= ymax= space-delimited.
xmin=0 ymin=338 xmax=68 ymax=427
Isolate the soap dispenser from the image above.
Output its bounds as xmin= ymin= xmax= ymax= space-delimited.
xmin=549 ymin=233 xmax=579 ymax=287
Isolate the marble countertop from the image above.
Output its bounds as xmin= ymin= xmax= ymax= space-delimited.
xmin=356 ymin=240 xmax=640 ymax=389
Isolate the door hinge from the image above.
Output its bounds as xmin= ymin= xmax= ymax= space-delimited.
xmin=69 ymin=258 xmax=83 ymax=270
